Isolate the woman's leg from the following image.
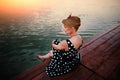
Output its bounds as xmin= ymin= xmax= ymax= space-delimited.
xmin=37 ymin=50 xmax=53 ymax=61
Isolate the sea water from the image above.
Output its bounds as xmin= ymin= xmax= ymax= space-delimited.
xmin=0 ymin=0 xmax=120 ymax=79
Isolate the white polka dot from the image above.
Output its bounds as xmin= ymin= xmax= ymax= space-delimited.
xmin=67 ymin=70 xmax=69 ymax=72
xmin=65 ymin=62 xmax=67 ymax=64
xmin=68 ymin=42 xmax=70 ymax=44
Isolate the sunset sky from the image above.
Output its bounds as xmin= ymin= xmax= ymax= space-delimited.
xmin=0 ymin=0 xmax=53 ymax=14
xmin=0 ymin=0 xmax=50 ymax=8
xmin=0 ymin=0 xmax=119 ymax=16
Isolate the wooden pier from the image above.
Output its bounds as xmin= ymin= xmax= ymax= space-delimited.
xmin=10 ymin=25 xmax=120 ymax=80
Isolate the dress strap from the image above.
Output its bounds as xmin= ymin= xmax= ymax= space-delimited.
xmin=66 ymin=39 xmax=72 ymax=46
xmin=66 ymin=39 xmax=83 ymax=51
xmin=66 ymin=39 xmax=76 ymax=51
xmin=77 ymin=40 xmax=83 ymax=50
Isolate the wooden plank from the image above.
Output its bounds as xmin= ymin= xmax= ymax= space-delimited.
xmin=82 ymin=25 xmax=120 ymax=49
xmin=88 ymin=74 xmax=105 ymax=80
xmin=32 ymin=64 xmax=93 ymax=80
xmin=79 ymin=25 xmax=120 ymax=56
xmin=81 ymin=25 xmax=120 ymax=70
xmin=81 ymin=51 xmax=108 ymax=71
xmin=109 ymin=46 xmax=120 ymax=60
xmin=106 ymin=64 xmax=120 ymax=80
xmin=96 ymin=58 xmax=119 ymax=79
xmin=95 ymin=46 xmax=120 ymax=79
xmin=81 ymin=41 xmax=113 ymax=70
xmin=105 ymin=36 xmax=120 ymax=52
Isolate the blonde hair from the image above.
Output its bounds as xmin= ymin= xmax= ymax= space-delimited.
xmin=62 ymin=14 xmax=81 ymax=31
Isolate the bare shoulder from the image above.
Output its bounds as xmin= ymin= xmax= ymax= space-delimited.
xmin=70 ymin=35 xmax=82 ymax=42
xmin=77 ymin=35 xmax=82 ymax=42
xmin=69 ymin=35 xmax=82 ymax=49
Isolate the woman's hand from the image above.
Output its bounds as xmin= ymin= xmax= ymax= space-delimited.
xmin=51 ymin=40 xmax=66 ymax=50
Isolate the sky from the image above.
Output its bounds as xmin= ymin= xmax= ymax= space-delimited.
xmin=0 ymin=0 xmax=53 ymax=14
xmin=0 ymin=0 xmax=120 ymax=16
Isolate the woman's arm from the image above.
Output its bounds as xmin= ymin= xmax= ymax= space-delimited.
xmin=51 ymin=40 xmax=67 ymax=50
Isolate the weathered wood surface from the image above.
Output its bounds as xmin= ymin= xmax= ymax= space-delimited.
xmin=10 ymin=25 xmax=120 ymax=80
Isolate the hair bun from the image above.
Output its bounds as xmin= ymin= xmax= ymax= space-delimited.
xmin=67 ymin=13 xmax=72 ymax=19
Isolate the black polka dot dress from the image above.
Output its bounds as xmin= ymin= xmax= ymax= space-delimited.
xmin=46 ymin=39 xmax=82 ymax=77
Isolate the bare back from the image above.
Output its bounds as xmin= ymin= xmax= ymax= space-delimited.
xmin=69 ymin=35 xmax=82 ymax=50
xmin=61 ymin=35 xmax=82 ymax=51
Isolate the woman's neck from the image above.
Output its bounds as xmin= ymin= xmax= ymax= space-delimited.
xmin=70 ymin=32 xmax=78 ymax=38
